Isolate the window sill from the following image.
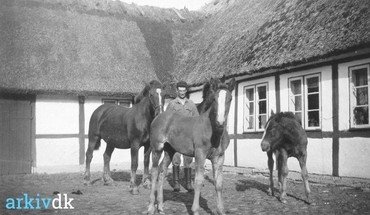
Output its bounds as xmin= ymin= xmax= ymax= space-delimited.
xmin=242 ymin=131 xmax=264 ymax=134
xmin=348 ymin=127 xmax=370 ymax=132
xmin=305 ymin=129 xmax=322 ymax=132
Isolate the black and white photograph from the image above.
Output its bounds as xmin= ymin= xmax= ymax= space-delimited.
xmin=1 ymin=0 xmax=369 ymax=214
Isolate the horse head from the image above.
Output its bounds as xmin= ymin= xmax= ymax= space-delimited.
xmin=206 ymin=77 xmax=236 ymax=126
xmin=134 ymin=80 xmax=165 ymax=117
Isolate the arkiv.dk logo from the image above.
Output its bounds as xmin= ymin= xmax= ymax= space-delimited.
xmin=5 ymin=193 xmax=74 ymax=210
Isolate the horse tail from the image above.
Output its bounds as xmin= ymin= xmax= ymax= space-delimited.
xmin=94 ymin=138 xmax=101 ymax=150
xmin=88 ymin=105 xmax=105 ymax=151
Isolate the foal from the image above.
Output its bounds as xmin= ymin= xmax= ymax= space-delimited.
xmin=84 ymin=80 xmax=164 ymax=194
xmin=261 ymin=111 xmax=313 ymax=204
xmin=147 ymin=78 xmax=235 ymax=215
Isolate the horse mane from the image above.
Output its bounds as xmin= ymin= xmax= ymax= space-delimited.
xmin=134 ymin=80 xmax=163 ymax=104
xmin=269 ymin=112 xmax=300 ymax=124
xmin=202 ymin=82 xmax=211 ymax=99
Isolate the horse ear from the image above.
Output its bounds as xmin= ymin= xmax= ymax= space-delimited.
xmin=227 ymin=78 xmax=236 ymax=91
xmin=270 ymin=110 xmax=275 ymax=116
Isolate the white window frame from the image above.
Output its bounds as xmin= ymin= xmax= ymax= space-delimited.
xmin=288 ymin=73 xmax=321 ymax=130
xmin=304 ymin=74 xmax=321 ymax=130
xmin=288 ymin=77 xmax=304 ymax=125
xmin=243 ymin=83 xmax=269 ymax=132
xmin=349 ymin=64 xmax=370 ymax=128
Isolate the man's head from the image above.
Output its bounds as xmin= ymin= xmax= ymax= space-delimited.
xmin=176 ymin=81 xmax=188 ymax=99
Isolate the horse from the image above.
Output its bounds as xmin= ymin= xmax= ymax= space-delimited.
xmin=147 ymin=78 xmax=236 ymax=215
xmin=83 ymin=80 xmax=165 ymax=195
xmin=260 ymin=111 xmax=313 ymax=204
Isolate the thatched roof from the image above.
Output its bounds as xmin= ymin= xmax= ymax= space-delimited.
xmin=174 ymin=0 xmax=370 ymax=85
xmin=0 ymin=0 xmax=201 ymax=96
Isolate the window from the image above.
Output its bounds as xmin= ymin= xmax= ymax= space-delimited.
xmin=288 ymin=74 xmax=321 ymax=129
xmin=350 ymin=64 xmax=369 ymax=128
xmin=102 ymin=99 xmax=132 ymax=108
xmin=243 ymin=83 xmax=268 ymax=132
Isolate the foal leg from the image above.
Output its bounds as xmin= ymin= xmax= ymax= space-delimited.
xmin=277 ymin=149 xmax=288 ymax=204
xmin=130 ymin=146 xmax=140 ymax=195
xmin=84 ymin=136 xmax=99 ymax=184
xmin=157 ymin=150 xmax=174 ymax=214
xmin=212 ymin=154 xmax=226 ymax=215
xmin=102 ymin=145 xmax=114 ymax=185
xmin=267 ymin=151 xmax=274 ymax=196
xmin=148 ymin=150 xmax=162 ymax=215
xmin=298 ymin=153 xmax=313 ymax=205
xmin=192 ymin=149 xmax=206 ymax=215
xmin=142 ymin=144 xmax=151 ymax=189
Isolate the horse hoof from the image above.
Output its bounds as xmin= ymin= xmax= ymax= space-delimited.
xmin=83 ymin=179 xmax=91 ymax=186
xmin=267 ymin=188 xmax=273 ymax=196
xmin=142 ymin=180 xmax=151 ymax=189
xmin=279 ymin=198 xmax=287 ymax=204
xmin=131 ymin=188 xmax=139 ymax=195
xmin=216 ymin=209 xmax=226 ymax=215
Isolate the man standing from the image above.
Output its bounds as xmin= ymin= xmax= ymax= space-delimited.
xmin=166 ymin=81 xmax=199 ymax=192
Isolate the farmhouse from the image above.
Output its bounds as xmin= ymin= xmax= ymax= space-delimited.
xmin=1 ymin=0 xmax=369 ymax=179
xmin=0 ymin=0 xmax=199 ymax=174
xmin=181 ymin=0 xmax=370 ymax=178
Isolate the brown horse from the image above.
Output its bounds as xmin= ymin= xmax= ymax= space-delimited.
xmin=84 ymin=80 xmax=165 ymax=195
xmin=261 ymin=111 xmax=313 ymax=204
xmin=147 ymin=78 xmax=235 ymax=215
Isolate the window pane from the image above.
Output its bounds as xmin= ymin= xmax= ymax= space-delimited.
xmin=353 ymin=68 xmax=368 ymax=86
xmin=294 ymin=96 xmax=302 ymax=111
xmin=294 ymin=112 xmax=302 ymax=125
xmin=247 ymin=116 xmax=254 ymax=129
xmin=356 ymin=87 xmax=368 ymax=105
xmin=308 ymin=111 xmax=320 ymax=127
xmin=308 ymin=94 xmax=319 ymax=110
xmin=259 ymin=101 xmax=266 ymax=114
xmin=246 ymin=88 xmax=254 ymax=101
xmin=249 ymin=102 xmax=254 ymax=115
xmin=307 ymin=77 xmax=319 ymax=93
xmin=258 ymin=115 xmax=267 ymax=129
xmin=353 ymin=106 xmax=369 ymax=125
xmin=290 ymin=79 xmax=301 ymax=95
xmin=258 ymin=86 xmax=266 ymax=99
xmin=103 ymin=100 xmax=116 ymax=104
xmin=118 ymin=101 xmax=131 ymax=107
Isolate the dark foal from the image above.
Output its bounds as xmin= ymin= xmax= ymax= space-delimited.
xmin=84 ymin=80 xmax=165 ymax=194
xmin=147 ymin=78 xmax=236 ymax=215
xmin=261 ymin=111 xmax=313 ymax=204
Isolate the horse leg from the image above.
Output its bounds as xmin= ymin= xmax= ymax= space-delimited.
xmin=84 ymin=136 xmax=100 ymax=184
xmin=211 ymin=154 xmax=225 ymax=215
xmin=157 ymin=150 xmax=175 ymax=214
xmin=191 ymin=149 xmax=206 ymax=215
xmin=298 ymin=152 xmax=314 ymax=205
xmin=130 ymin=146 xmax=140 ymax=195
xmin=102 ymin=145 xmax=114 ymax=185
xmin=147 ymin=150 xmax=162 ymax=215
xmin=277 ymin=149 xmax=288 ymax=204
xmin=142 ymin=144 xmax=151 ymax=189
xmin=267 ymin=151 xmax=274 ymax=196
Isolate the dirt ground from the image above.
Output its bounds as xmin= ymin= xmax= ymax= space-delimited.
xmin=1 ymin=165 xmax=370 ymax=214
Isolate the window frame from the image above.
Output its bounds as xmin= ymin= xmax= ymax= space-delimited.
xmin=349 ymin=64 xmax=370 ymax=129
xmin=304 ymin=74 xmax=321 ymax=130
xmin=288 ymin=73 xmax=322 ymax=130
xmin=288 ymin=76 xmax=304 ymax=125
xmin=102 ymin=98 xmax=132 ymax=108
xmin=243 ymin=82 xmax=269 ymax=132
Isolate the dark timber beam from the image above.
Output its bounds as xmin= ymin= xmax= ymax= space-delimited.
xmin=233 ymin=82 xmax=239 ymax=167
xmin=79 ymin=96 xmax=85 ymax=165
xmin=332 ymin=63 xmax=339 ymax=176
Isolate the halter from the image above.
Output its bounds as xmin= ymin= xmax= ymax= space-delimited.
xmin=148 ymin=88 xmax=163 ymax=114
